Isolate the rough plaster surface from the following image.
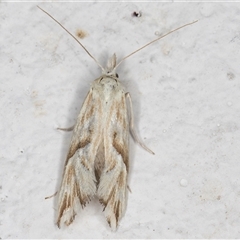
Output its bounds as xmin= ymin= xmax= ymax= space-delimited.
xmin=1 ymin=2 xmax=240 ymax=239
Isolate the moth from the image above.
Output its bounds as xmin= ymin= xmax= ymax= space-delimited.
xmin=38 ymin=6 xmax=197 ymax=230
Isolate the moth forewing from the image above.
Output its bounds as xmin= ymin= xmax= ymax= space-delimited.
xmin=57 ymin=89 xmax=99 ymax=227
xmin=96 ymin=76 xmax=129 ymax=230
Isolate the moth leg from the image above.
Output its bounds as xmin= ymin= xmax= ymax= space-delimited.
xmin=45 ymin=191 xmax=58 ymax=199
xmin=57 ymin=125 xmax=75 ymax=131
xmin=125 ymin=92 xmax=155 ymax=155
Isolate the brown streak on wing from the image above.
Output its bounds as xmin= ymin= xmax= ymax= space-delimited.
xmin=80 ymin=103 xmax=95 ymax=125
xmin=114 ymin=200 xmax=120 ymax=223
xmin=57 ymin=193 xmax=67 ymax=227
xmin=112 ymin=132 xmax=129 ymax=171
xmin=105 ymin=159 xmax=117 ymax=173
xmin=75 ymin=180 xmax=89 ymax=207
xmin=117 ymin=171 xmax=125 ymax=189
xmin=94 ymin=141 xmax=105 ymax=183
xmin=66 ymin=137 xmax=91 ymax=163
xmin=80 ymin=156 xmax=90 ymax=171
xmin=66 ymin=165 xmax=74 ymax=184
xmin=115 ymin=96 xmax=127 ymax=129
xmin=85 ymin=104 xmax=95 ymax=121
xmin=99 ymin=187 xmax=115 ymax=210
xmin=79 ymin=92 xmax=93 ymax=125
xmin=84 ymin=91 xmax=93 ymax=108
xmin=106 ymin=217 xmax=111 ymax=226
xmin=100 ymin=189 xmax=121 ymax=227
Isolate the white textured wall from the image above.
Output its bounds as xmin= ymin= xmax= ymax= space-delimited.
xmin=1 ymin=2 xmax=240 ymax=238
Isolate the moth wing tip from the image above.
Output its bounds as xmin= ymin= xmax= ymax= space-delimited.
xmin=56 ymin=220 xmax=61 ymax=229
xmin=108 ymin=218 xmax=117 ymax=231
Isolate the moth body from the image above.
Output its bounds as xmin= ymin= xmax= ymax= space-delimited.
xmin=57 ymin=55 xmax=129 ymax=230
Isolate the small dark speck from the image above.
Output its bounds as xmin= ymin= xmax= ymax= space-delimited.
xmin=227 ymin=72 xmax=235 ymax=80
xmin=132 ymin=11 xmax=142 ymax=17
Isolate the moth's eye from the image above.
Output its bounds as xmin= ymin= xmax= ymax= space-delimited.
xmin=116 ymin=73 xmax=119 ymax=78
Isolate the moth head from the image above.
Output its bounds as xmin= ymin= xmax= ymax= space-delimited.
xmin=103 ymin=53 xmax=119 ymax=78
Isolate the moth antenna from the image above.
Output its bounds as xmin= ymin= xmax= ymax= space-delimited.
xmin=37 ymin=6 xmax=105 ymax=72
xmin=114 ymin=20 xmax=198 ymax=70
